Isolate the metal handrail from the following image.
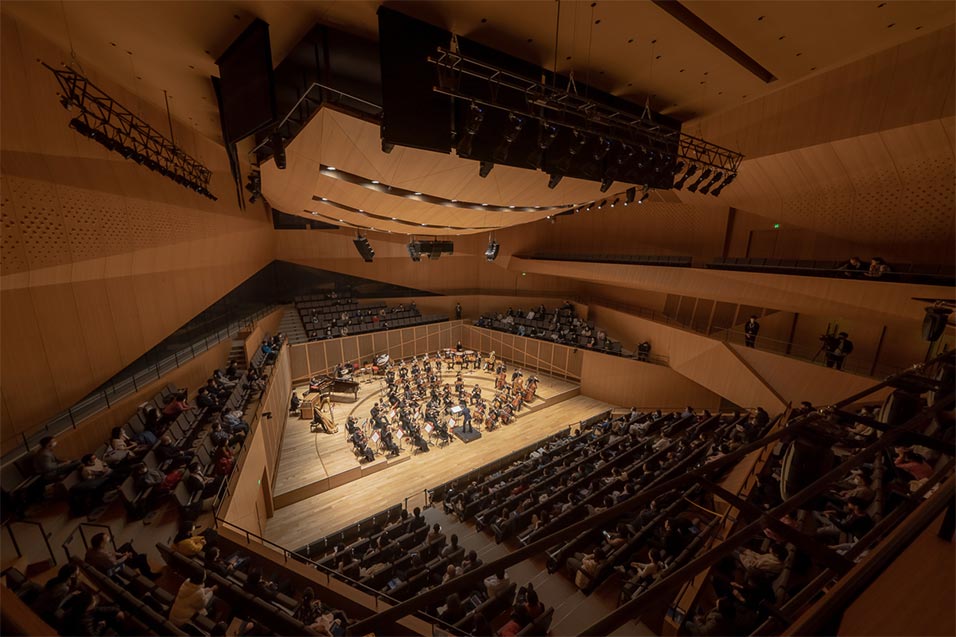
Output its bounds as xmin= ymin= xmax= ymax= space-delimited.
xmin=5 ymin=519 xmax=56 ymax=567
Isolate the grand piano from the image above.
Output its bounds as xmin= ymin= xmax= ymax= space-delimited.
xmin=308 ymin=375 xmax=360 ymax=402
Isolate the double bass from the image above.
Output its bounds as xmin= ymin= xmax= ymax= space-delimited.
xmin=495 ymin=371 xmax=507 ymax=390
xmin=523 ymin=378 xmax=538 ymax=403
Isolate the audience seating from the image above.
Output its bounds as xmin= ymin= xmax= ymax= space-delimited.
xmin=708 ymin=256 xmax=955 ymax=285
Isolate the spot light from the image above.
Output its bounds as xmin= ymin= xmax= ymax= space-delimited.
xmin=610 ymin=197 xmax=619 ymax=208
xmin=479 ymin=160 xmax=494 ymax=178
xmin=673 ymin=164 xmax=697 ymax=190
xmin=710 ymin=172 xmax=736 ymax=196
xmin=592 ymin=137 xmax=613 ymax=161
xmin=698 ymin=171 xmax=723 ymax=195
xmin=687 ymin=168 xmax=712 ymax=193
xmin=548 ymin=173 xmax=563 ymax=189
xmin=599 ymin=177 xmax=613 ymax=193
xmin=624 ymin=187 xmax=636 ymax=206
xmin=597 ymin=199 xmax=606 ymax=209
xmin=494 ymin=112 xmax=525 ymax=162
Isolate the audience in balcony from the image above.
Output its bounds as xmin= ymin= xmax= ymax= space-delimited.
xmin=476 ymin=303 xmax=623 ymax=354
xmin=865 ymin=257 xmax=891 ymax=278
xmin=566 ymin=547 xmax=604 ymax=589
xmin=32 ymin=436 xmax=80 ymax=482
xmin=31 ymin=563 xmax=81 ymax=621
xmin=838 ymin=256 xmax=866 ymax=277
xmin=85 ymin=531 xmax=160 ymax=579
xmin=59 ymin=589 xmax=127 ymax=637
xmin=483 ymin=567 xmax=512 ymax=598
xmin=893 ymin=447 xmax=933 ymax=481
xmin=736 ymin=544 xmax=785 ymax=578
xmin=685 ymin=597 xmax=736 ymax=636
xmin=106 ymin=426 xmax=145 ymax=465
xmin=168 ymin=567 xmax=216 ymax=628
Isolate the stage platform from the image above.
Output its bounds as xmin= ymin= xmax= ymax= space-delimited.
xmin=267 ymin=366 xmax=615 ymax=547
xmin=272 ymin=364 xmax=585 ymax=509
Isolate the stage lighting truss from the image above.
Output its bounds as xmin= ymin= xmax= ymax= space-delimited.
xmin=45 ymin=63 xmax=216 ymax=200
xmin=429 ymin=48 xmax=743 ymax=190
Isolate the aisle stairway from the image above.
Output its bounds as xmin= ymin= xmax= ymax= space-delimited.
xmin=421 ymin=506 xmax=654 ymax=636
xmin=280 ymin=305 xmax=309 ymax=345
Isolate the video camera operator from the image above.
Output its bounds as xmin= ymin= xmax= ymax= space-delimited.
xmin=823 ymin=331 xmax=854 ymax=370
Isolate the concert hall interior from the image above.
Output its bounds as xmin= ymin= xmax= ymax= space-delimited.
xmin=1 ymin=2 xmax=954 ymax=637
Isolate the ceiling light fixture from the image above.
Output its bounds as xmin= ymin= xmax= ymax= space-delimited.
xmin=698 ymin=170 xmax=723 ymax=195
xmin=710 ymin=172 xmax=736 ymax=196
xmin=687 ymin=168 xmax=712 ymax=193
xmin=673 ymin=164 xmax=698 ymax=190
xmin=624 ymin=187 xmax=636 ymax=206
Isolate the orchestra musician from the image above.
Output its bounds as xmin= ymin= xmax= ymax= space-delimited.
xmin=471 ymin=384 xmax=482 ymax=405
xmin=496 ymin=370 xmax=507 ymax=390
xmin=510 ymin=391 xmax=523 ymax=413
xmin=350 ymin=428 xmax=375 ymax=463
xmin=380 ymin=426 xmax=401 ymax=458
xmin=523 ymin=377 xmax=538 ymax=403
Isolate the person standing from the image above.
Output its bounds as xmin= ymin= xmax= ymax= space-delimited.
xmin=455 ymin=302 xmax=462 ymax=320
xmin=825 ymin=332 xmax=854 ymax=370
xmin=744 ymin=315 xmax=760 ymax=348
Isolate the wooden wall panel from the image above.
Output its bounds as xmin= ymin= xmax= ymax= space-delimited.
xmin=27 ymin=284 xmax=94 ymax=407
xmin=732 ymin=344 xmax=892 ymax=408
xmin=69 ymin=280 xmax=124 ymax=384
xmin=0 ymin=288 xmax=56 ymax=430
xmin=290 ymin=344 xmax=309 ymax=382
xmin=0 ymin=16 xmax=276 ymax=440
xmin=580 ymin=353 xmax=721 ymax=412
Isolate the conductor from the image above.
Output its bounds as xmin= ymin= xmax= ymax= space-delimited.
xmin=460 ymin=401 xmax=473 ymax=433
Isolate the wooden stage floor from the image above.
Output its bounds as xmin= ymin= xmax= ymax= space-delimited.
xmin=266 ymin=366 xmax=615 ymax=550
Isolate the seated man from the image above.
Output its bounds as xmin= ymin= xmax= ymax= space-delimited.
xmin=85 ymin=532 xmax=160 ymax=579
xmin=155 ymin=434 xmax=195 ymax=465
xmin=32 ymin=436 xmax=81 ymax=482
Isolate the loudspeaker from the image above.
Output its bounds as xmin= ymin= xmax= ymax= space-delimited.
xmin=353 ymin=237 xmax=375 ymax=262
xmin=922 ymin=307 xmax=951 ymax=342
xmin=779 ymin=438 xmax=834 ymax=500
xmin=877 ymin=390 xmax=922 ymax=428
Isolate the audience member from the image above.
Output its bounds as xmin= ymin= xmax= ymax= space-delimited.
xmin=59 ymin=590 xmax=126 ymax=637
xmin=168 ymin=567 xmax=216 ymax=627
xmin=566 ymin=547 xmax=604 ymax=590
xmin=85 ymin=531 xmax=160 ymax=579
xmin=31 ymin=563 xmax=80 ymax=621
xmin=32 ymin=436 xmax=80 ymax=482
xmin=483 ymin=568 xmax=511 ymax=598
xmin=865 ymin=257 xmax=890 ymax=278
xmin=744 ymin=315 xmax=760 ymax=348
xmin=838 ymin=256 xmax=865 ymax=277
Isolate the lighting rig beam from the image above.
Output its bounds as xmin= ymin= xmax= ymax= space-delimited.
xmin=45 ymin=63 xmax=216 ymax=200
xmin=428 ymin=48 xmax=744 ymax=178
